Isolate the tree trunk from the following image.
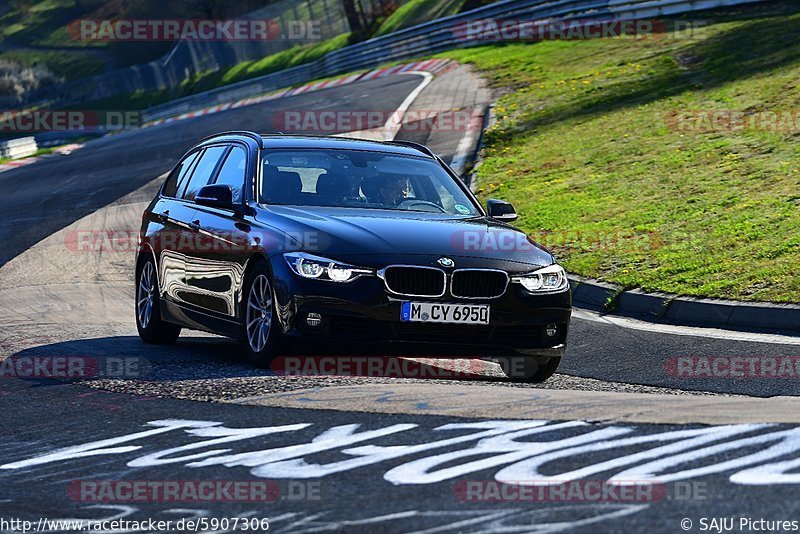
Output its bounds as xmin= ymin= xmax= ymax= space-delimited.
xmin=341 ymin=0 xmax=364 ymax=33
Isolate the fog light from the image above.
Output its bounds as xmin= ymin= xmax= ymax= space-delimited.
xmin=545 ymin=324 xmax=558 ymax=337
xmin=306 ymin=313 xmax=323 ymax=327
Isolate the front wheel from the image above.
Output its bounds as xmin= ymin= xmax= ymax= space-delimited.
xmin=498 ymin=356 xmax=560 ymax=383
xmin=242 ymin=262 xmax=280 ymax=368
xmin=136 ymin=255 xmax=181 ymax=344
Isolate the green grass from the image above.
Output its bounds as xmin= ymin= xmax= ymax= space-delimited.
xmin=181 ymin=33 xmax=351 ymax=95
xmin=0 ymin=0 xmax=101 ymax=48
xmin=0 ymin=50 xmax=104 ymax=80
xmin=440 ymin=5 xmax=800 ymax=303
xmin=0 ymin=146 xmax=57 ymax=165
xmin=374 ymin=0 xmax=468 ymax=37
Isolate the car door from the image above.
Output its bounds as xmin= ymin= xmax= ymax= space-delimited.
xmin=151 ymin=148 xmax=202 ymax=307
xmin=171 ymin=144 xmax=229 ymax=313
xmin=189 ymin=143 xmax=253 ymax=322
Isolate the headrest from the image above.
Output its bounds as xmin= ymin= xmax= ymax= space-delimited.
xmin=359 ymin=176 xmax=383 ymax=199
xmin=316 ymin=173 xmax=348 ymax=196
xmin=263 ymin=166 xmax=302 ymax=201
xmin=277 ymin=170 xmax=302 ymax=194
xmin=263 ymin=165 xmax=281 ymax=178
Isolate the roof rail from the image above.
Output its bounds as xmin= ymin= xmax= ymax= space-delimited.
xmin=200 ymin=131 xmax=263 ymax=147
xmin=384 ymin=139 xmax=435 ymax=157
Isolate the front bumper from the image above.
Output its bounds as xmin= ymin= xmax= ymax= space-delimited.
xmin=271 ymin=257 xmax=571 ymax=357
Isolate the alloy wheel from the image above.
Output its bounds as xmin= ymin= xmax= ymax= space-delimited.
xmin=137 ymin=261 xmax=155 ymax=329
xmin=246 ymin=274 xmax=273 ymax=353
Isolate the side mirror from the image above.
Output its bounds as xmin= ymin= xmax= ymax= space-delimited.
xmin=196 ymin=184 xmax=234 ymax=210
xmin=486 ymin=198 xmax=518 ymax=221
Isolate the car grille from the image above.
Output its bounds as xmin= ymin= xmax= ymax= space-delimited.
xmin=451 ymin=270 xmax=508 ymax=299
xmin=382 ymin=266 xmax=445 ymax=297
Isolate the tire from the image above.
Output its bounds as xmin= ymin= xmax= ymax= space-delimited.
xmin=136 ymin=254 xmax=181 ymax=344
xmin=498 ymin=356 xmax=561 ymax=383
xmin=242 ymin=261 xmax=280 ymax=368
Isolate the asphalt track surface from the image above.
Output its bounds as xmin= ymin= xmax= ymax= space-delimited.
xmin=2 ymin=73 xmax=800 ymax=532
xmin=3 ymin=378 xmax=800 ymax=533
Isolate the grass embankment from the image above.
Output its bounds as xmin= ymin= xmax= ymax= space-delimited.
xmin=181 ymin=34 xmax=351 ymax=96
xmin=1 ymin=0 xmax=106 ymax=80
xmin=0 ymin=49 xmax=104 ymax=80
xmin=1 ymin=0 xmax=90 ymax=48
xmin=72 ymin=33 xmax=352 ymax=111
xmin=373 ymin=0 xmax=468 ymax=37
xmin=441 ymin=5 xmax=800 ymax=302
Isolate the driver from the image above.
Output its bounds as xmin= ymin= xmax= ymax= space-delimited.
xmin=377 ymin=175 xmax=411 ymax=206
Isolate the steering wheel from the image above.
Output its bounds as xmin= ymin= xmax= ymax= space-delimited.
xmin=396 ymin=198 xmax=447 ymax=213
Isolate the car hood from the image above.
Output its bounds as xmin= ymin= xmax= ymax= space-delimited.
xmin=256 ymin=205 xmax=554 ymax=269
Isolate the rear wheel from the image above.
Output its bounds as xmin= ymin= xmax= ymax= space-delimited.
xmin=498 ymin=356 xmax=560 ymax=383
xmin=242 ymin=262 xmax=280 ymax=368
xmin=136 ymin=255 xmax=181 ymax=344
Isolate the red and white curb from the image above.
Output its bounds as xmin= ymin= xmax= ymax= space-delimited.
xmin=0 ymin=144 xmax=84 ymax=174
xmin=143 ymin=59 xmax=455 ymax=128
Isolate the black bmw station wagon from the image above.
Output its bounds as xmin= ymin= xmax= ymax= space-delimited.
xmin=135 ymin=132 xmax=571 ymax=382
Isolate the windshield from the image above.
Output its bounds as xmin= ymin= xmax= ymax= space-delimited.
xmin=259 ymin=148 xmax=480 ymax=215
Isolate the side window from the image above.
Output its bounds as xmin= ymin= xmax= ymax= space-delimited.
xmin=213 ymin=146 xmax=247 ymax=203
xmin=163 ymin=150 xmax=200 ymax=197
xmin=180 ymin=146 xmax=227 ymax=201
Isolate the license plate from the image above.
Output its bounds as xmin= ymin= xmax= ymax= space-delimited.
xmin=400 ymin=302 xmax=490 ymax=325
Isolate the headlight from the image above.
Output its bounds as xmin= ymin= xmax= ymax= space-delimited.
xmin=283 ymin=252 xmax=372 ymax=283
xmin=511 ymin=264 xmax=569 ymax=293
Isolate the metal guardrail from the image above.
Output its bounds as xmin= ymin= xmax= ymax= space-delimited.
xmin=0 ymin=137 xmax=37 ymax=160
xmin=143 ymin=0 xmax=767 ymax=122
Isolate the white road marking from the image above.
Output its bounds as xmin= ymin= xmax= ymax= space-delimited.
xmin=335 ymin=71 xmax=434 ymax=141
xmin=449 ymin=108 xmax=484 ymax=176
xmin=573 ymin=308 xmax=800 ymax=345
xmin=384 ymin=71 xmax=435 ymax=141
xmin=4 ymin=418 xmax=800 ymax=488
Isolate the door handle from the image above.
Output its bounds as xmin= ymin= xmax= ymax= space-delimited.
xmin=157 ymin=210 xmax=169 ymax=223
xmin=188 ymin=219 xmax=201 ymax=231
